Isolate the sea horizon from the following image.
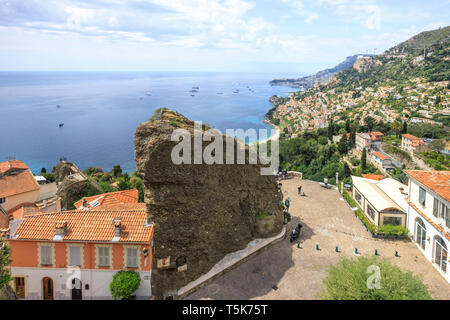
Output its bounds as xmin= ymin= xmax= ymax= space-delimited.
xmin=0 ymin=71 xmax=296 ymax=174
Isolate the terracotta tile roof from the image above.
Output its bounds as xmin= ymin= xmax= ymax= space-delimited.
xmin=13 ymin=207 xmax=153 ymax=243
xmin=0 ymin=160 xmax=29 ymax=175
xmin=371 ymin=131 xmax=384 ymax=136
xmin=73 ymin=189 xmax=138 ymax=209
xmin=0 ymin=170 xmax=40 ymax=198
xmin=371 ymin=151 xmax=388 ymax=161
xmin=404 ymin=170 xmax=450 ymax=202
xmin=362 ymin=174 xmax=384 ymax=181
xmin=401 ymin=133 xmax=421 ymax=140
xmin=7 ymin=203 xmax=40 ymax=220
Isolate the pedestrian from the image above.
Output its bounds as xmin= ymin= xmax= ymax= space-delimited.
xmin=298 ymin=186 xmax=302 ymax=196
xmin=273 ymin=170 xmax=278 ymax=180
xmin=324 ymin=177 xmax=328 ymax=189
xmin=282 ymin=169 xmax=286 ymax=180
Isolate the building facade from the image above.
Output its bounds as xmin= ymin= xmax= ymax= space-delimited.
xmin=355 ymin=133 xmax=371 ymax=151
xmin=401 ymin=134 xmax=425 ymax=152
xmin=404 ymin=170 xmax=449 ymax=283
xmin=351 ymin=176 xmax=407 ymax=227
xmin=0 ymin=160 xmax=40 ymax=212
xmin=7 ymin=205 xmax=154 ymax=299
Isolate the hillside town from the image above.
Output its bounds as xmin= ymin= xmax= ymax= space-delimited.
xmin=269 ymin=77 xmax=449 ymax=135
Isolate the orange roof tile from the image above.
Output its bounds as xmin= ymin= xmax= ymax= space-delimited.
xmin=73 ymin=189 xmax=138 ymax=209
xmin=0 ymin=170 xmax=40 ymax=198
xmin=0 ymin=160 xmax=29 ymax=175
xmin=362 ymin=174 xmax=384 ymax=181
xmin=404 ymin=170 xmax=450 ymax=202
xmin=13 ymin=208 xmax=153 ymax=243
xmin=401 ymin=133 xmax=421 ymax=140
xmin=371 ymin=152 xmax=388 ymax=161
xmin=7 ymin=203 xmax=40 ymax=220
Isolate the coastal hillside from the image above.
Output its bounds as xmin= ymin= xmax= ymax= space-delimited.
xmin=267 ymin=26 xmax=450 ymax=136
xmin=270 ymin=54 xmax=375 ymax=89
xmin=266 ymin=26 xmax=450 ymax=186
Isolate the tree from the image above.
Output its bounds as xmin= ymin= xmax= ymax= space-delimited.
xmin=338 ymin=136 xmax=348 ymax=155
xmin=0 ymin=240 xmax=11 ymax=290
xmin=343 ymin=162 xmax=351 ymax=178
xmin=321 ymin=256 xmax=432 ymax=300
xmin=110 ymin=270 xmax=141 ymax=300
xmin=112 ymin=165 xmax=122 ymax=178
xmin=392 ymin=121 xmax=403 ymax=138
xmin=345 ymin=119 xmax=351 ymax=133
xmin=364 ymin=116 xmax=375 ymax=132
xmin=40 ymin=168 xmax=46 ymax=174
xmin=349 ymin=131 xmax=356 ymax=148
xmin=402 ymin=121 xmax=408 ymax=134
xmin=327 ymin=120 xmax=334 ymax=141
xmin=361 ymin=148 xmax=367 ymax=171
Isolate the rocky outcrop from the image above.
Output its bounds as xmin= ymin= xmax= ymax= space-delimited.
xmin=353 ymin=56 xmax=382 ymax=73
xmin=53 ymin=161 xmax=103 ymax=210
xmin=134 ymin=108 xmax=284 ymax=299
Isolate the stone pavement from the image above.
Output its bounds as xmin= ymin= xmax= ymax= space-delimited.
xmin=186 ymin=178 xmax=450 ymax=300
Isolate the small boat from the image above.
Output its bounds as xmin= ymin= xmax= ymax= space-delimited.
xmin=190 ymin=94 xmax=195 ymax=97
xmin=217 ymin=92 xmax=223 ymax=95
xmin=192 ymin=86 xmax=199 ymax=89
xmin=145 ymin=91 xmax=152 ymax=96
xmin=189 ymin=89 xmax=198 ymax=93
xmin=59 ymin=123 xmax=64 ymax=127
xmin=56 ymin=105 xmax=61 ymax=108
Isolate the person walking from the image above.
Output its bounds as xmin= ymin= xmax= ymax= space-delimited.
xmin=297 ymin=185 xmax=302 ymax=196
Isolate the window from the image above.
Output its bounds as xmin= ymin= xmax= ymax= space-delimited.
xmin=126 ymin=247 xmax=139 ymax=268
xmin=0 ymin=197 xmax=6 ymax=204
xmin=433 ymin=236 xmax=447 ymax=274
xmin=367 ymin=205 xmax=376 ymax=221
xmin=69 ymin=246 xmax=81 ymax=266
xmin=419 ymin=187 xmax=426 ymax=206
xmin=433 ymin=198 xmax=449 ymax=228
xmin=40 ymin=245 xmax=52 ymax=265
xmin=383 ymin=216 xmax=402 ymax=226
xmin=355 ymin=191 xmax=362 ymax=205
xmin=97 ymin=247 xmax=110 ymax=267
xmin=415 ymin=218 xmax=426 ymax=250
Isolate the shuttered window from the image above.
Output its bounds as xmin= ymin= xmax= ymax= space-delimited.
xmin=419 ymin=187 xmax=426 ymax=206
xmin=98 ymin=247 xmax=110 ymax=267
xmin=40 ymin=245 xmax=52 ymax=265
xmin=126 ymin=247 xmax=139 ymax=268
xmin=69 ymin=246 xmax=81 ymax=266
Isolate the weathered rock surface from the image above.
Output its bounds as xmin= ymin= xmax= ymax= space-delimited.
xmin=134 ymin=108 xmax=284 ymax=299
xmin=53 ymin=161 xmax=103 ymax=210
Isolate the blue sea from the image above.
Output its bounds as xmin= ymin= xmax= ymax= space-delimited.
xmin=0 ymin=71 xmax=295 ymax=174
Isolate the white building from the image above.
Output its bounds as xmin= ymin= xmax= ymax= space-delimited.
xmin=404 ymin=170 xmax=449 ymax=283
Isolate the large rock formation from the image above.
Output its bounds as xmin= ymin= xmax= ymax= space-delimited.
xmin=134 ymin=108 xmax=284 ymax=299
xmin=53 ymin=161 xmax=103 ymax=210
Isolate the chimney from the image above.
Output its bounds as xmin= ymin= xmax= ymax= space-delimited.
xmin=55 ymin=221 xmax=67 ymax=236
xmin=82 ymin=197 xmax=88 ymax=207
xmin=113 ymin=218 xmax=122 ymax=237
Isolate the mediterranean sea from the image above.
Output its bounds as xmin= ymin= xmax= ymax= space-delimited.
xmin=0 ymin=71 xmax=296 ymax=173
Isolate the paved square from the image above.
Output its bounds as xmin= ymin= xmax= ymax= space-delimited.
xmin=186 ymin=178 xmax=450 ymax=300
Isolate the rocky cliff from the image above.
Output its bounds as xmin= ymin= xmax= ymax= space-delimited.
xmin=134 ymin=108 xmax=284 ymax=299
xmin=270 ymin=54 xmax=375 ymax=88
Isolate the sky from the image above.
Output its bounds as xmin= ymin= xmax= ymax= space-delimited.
xmin=0 ymin=0 xmax=449 ymax=74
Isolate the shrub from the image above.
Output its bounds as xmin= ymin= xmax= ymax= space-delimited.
xmin=0 ymin=240 xmax=11 ymax=290
xmin=110 ymin=270 xmax=141 ymax=300
xmin=321 ymin=256 xmax=432 ymax=300
xmin=256 ymin=210 xmax=270 ymax=219
xmin=377 ymin=224 xmax=409 ymax=236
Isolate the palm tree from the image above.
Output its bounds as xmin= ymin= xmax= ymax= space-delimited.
xmin=392 ymin=121 xmax=402 ymax=138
